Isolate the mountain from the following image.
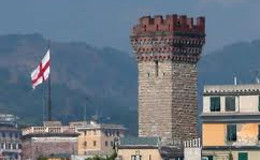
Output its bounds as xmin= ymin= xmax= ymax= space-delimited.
xmin=198 ymin=40 xmax=260 ymax=104
xmin=1 ymin=33 xmax=260 ymax=135
xmin=0 ymin=33 xmax=138 ymax=134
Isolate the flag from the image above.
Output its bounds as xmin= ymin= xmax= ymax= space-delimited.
xmin=31 ymin=49 xmax=50 ymax=89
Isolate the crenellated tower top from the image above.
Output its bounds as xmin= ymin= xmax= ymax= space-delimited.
xmin=130 ymin=14 xmax=206 ymax=63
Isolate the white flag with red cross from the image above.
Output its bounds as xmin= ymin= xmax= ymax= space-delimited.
xmin=31 ymin=49 xmax=50 ymax=89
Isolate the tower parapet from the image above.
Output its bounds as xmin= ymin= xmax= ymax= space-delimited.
xmin=131 ymin=14 xmax=205 ymax=63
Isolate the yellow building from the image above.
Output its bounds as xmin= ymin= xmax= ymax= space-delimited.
xmin=201 ymin=84 xmax=260 ymax=160
xmin=69 ymin=121 xmax=126 ymax=157
xmin=116 ymin=137 xmax=183 ymax=160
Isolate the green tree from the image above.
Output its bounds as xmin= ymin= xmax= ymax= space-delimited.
xmin=85 ymin=151 xmax=117 ymax=160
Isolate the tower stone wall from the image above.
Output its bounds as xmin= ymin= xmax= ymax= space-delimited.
xmin=130 ymin=14 xmax=206 ymax=143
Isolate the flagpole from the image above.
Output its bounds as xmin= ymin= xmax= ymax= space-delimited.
xmin=43 ymin=81 xmax=45 ymax=123
xmin=47 ymin=40 xmax=52 ymax=121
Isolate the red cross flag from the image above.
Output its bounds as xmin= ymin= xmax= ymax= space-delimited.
xmin=31 ymin=49 xmax=50 ymax=89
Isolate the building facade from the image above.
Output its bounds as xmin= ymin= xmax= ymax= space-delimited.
xmin=0 ymin=114 xmax=21 ymax=160
xmin=21 ymin=121 xmax=79 ymax=160
xmin=69 ymin=121 xmax=125 ymax=157
xmin=201 ymin=84 xmax=260 ymax=160
xmin=130 ymin=14 xmax=206 ymax=142
xmin=116 ymin=137 xmax=183 ymax=160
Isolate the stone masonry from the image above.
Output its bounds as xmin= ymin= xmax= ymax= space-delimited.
xmin=130 ymin=14 xmax=206 ymax=142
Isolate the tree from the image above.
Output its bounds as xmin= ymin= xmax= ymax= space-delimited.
xmin=85 ymin=151 xmax=117 ymax=160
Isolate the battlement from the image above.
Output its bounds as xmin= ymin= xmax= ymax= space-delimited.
xmin=132 ymin=14 xmax=205 ymax=35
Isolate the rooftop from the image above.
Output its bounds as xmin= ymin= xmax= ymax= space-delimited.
xmin=119 ymin=137 xmax=160 ymax=146
xmin=117 ymin=137 xmax=183 ymax=159
xmin=43 ymin=121 xmax=62 ymax=127
xmin=70 ymin=121 xmax=126 ymax=130
xmin=204 ymin=84 xmax=260 ymax=95
xmin=22 ymin=120 xmax=126 ymax=136
xmin=21 ymin=132 xmax=80 ymax=139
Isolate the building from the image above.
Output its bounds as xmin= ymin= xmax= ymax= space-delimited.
xmin=116 ymin=137 xmax=183 ymax=160
xmin=21 ymin=120 xmax=126 ymax=160
xmin=21 ymin=121 xmax=79 ymax=160
xmin=201 ymin=84 xmax=260 ymax=160
xmin=130 ymin=14 xmax=206 ymax=142
xmin=69 ymin=121 xmax=126 ymax=157
xmin=0 ymin=114 xmax=21 ymax=160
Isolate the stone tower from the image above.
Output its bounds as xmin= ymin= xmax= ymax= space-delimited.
xmin=130 ymin=14 xmax=205 ymax=142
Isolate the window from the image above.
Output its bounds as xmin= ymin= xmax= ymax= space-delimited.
xmin=105 ymin=130 xmax=108 ymax=136
xmin=111 ymin=141 xmax=114 ymax=147
xmin=9 ymin=133 xmax=12 ymax=138
xmin=225 ymin=96 xmax=236 ymax=111
xmin=210 ymin=97 xmax=220 ymax=112
xmin=83 ymin=141 xmax=87 ymax=147
xmin=238 ymin=152 xmax=248 ymax=160
xmin=149 ymin=155 xmax=152 ymax=160
xmin=93 ymin=130 xmax=97 ymax=135
xmin=258 ymin=96 xmax=260 ymax=111
xmin=105 ymin=141 xmax=108 ymax=147
xmin=202 ymin=156 xmax=213 ymax=160
xmin=227 ymin=125 xmax=237 ymax=141
xmin=131 ymin=155 xmax=142 ymax=160
xmin=84 ymin=131 xmax=87 ymax=136
xmin=93 ymin=141 xmax=96 ymax=146
xmin=258 ymin=125 xmax=260 ymax=140
xmin=155 ymin=61 xmax=159 ymax=77
xmin=144 ymin=25 xmax=147 ymax=32
xmin=15 ymin=133 xmax=18 ymax=138
xmin=12 ymin=143 xmax=16 ymax=149
xmin=7 ymin=143 xmax=11 ymax=149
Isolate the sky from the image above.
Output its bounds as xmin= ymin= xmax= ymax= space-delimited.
xmin=0 ymin=0 xmax=260 ymax=54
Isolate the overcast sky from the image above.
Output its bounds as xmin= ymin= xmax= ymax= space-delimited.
xmin=0 ymin=0 xmax=260 ymax=54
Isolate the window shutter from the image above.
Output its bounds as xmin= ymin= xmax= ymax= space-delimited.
xmin=258 ymin=125 xmax=260 ymax=140
xmin=210 ymin=97 xmax=220 ymax=111
xmin=227 ymin=125 xmax=237 ymax=141
xmin=226 ymin=96 xmax=235 ymax=111
xmin=258 ymin=96 xmax=260 ymax=112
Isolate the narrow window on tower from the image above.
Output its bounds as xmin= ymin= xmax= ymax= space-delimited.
xmin=144 ymin=25 xmax=147 ymax=32
xmin=155 ymin=61 xmax=159 ymax=77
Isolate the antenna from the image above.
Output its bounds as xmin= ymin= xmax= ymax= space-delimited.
xmin=233 ymin=73 xmax=238 ymax=85
xmin=234 ymin=76 xmax=237 ymax=85
xmin=253 ymin=70 xmax=260 ymax=84
xmin=83 ymin=98 xmax=87 ymax=121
